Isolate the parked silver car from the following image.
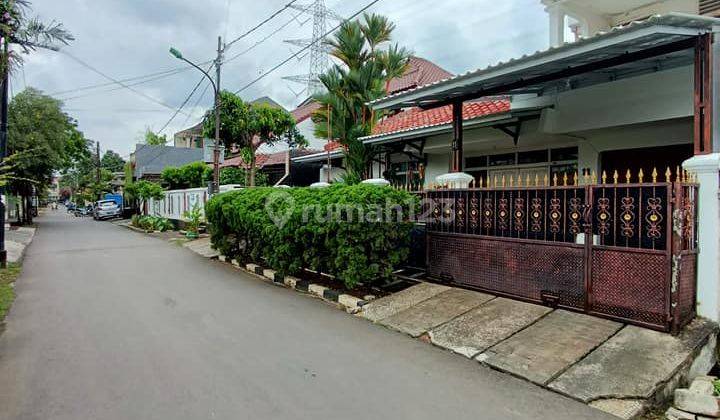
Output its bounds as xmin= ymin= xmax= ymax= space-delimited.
xmin=93 ymin=200 xmax=121 ymax=220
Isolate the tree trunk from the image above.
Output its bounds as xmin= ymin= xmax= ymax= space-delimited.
xmin=249 ymin=154 xmax=256 ymax=187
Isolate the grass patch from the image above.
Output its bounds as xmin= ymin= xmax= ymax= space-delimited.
xmin=0 ymin=263 xmax=22 ymax=322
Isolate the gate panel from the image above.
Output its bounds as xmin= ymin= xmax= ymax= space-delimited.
xmin=428 ymin=232 xmax=585 ymax=310
xmin=589 ymin=248 xmax=668 ymax=329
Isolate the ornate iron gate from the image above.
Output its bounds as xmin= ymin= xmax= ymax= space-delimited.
xmin=423 ymin=171 xmax=698 ymax=332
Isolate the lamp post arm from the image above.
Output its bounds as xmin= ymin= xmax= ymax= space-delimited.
xmin=180 ymin=57 xmax=218 ymax=95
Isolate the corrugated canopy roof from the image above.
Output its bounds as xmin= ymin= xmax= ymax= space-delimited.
xmin=369 ymin=13 xmax=720 ymax=110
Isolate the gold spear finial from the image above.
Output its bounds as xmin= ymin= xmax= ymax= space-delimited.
xmin=543 ymin=173 xmax=548 ymax=187
xmin=651 ymin=167 xmax=658 ymax=183
xmin=676 ymin=166 xmax=681 ymax=183
xmin=508 ymin=174 xmax=514 ymax=187
xmin=613 ymin=170 xmax=619 ymax=184
xmin=573 ymin=172 xmax=579 ymax=186
xmin=534 ymin=174 xmax=540 ymax=187
xmin=553 ymin=173 xmax=558 ymax=187
xmin=478 ymin=176 xmax=483 ymax=188
xmin=683 ymin=169 xmax=689 ymax=183
xmin=601 ymin=170 xmax=607 ymax=184
xmin=625 ymin=169 xmax=632 ymax=183
xmin=526 ymin=173 xmax=531 ymax=187
xmin=638 ymin=168 xmax=644 ymax=184
xmin=591 ymin=170 xmax=598 ymax=184
xmin=501 ymin=174 xmax=506 ymax=187
xmin=665 ymin=167 xmax=672 ymax=183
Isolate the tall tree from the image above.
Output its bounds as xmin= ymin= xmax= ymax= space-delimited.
xmin=312 ymin=13 xmax=409 ymax=181
xmin=143 ymin=128 xmax=167 ymax=146
xmin=8 ymin=88 xmax=76 ymax=222
xmin=202 ymin=91 xmax=304 ymax=186
xmin=100 ymin=150 xmax=125 ymax=172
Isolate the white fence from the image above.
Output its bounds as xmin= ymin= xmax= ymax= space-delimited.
xmin=146 ymin=184 xmax=244 ymax=221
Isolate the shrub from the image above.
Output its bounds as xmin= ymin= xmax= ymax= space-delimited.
xmin=206 ymin=184 xmax=418 ymax=289
xmin=131 ymin=214 xmax=173 ymax=232
xmin=161 ymin=162 xmax=212 ymax=190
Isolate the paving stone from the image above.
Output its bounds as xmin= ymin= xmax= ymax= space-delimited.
xmin=262 ymin=269 xmax=276 ymax=281
xmin=665 ymin=407 xmax=697 ymax=420
xmin=361 ymin=283 xmax=450 ymax=322
xmin=675 ymin=389 xmax=720 ymax=417
xmin=338 ymin=294 xmax=363 ymax=309
xmin=589 ymin=399 xmax=646 ymax=420
xmin=548 ymin=319 xmax=718 ymax=402
xmin=284 ymin=276 xmax=299 ymax=288
xmin=479 ymin=310 xmax=622 ymax=385
xmin=429 ymin=298 xmax=551 ymax=358
xmin=380 ymin=289 xmax=494 ymax=338
xmin=690 ymin=377 xmax=716 ymax=395
xmin=308 ymin=284 xmax=327 ymax=297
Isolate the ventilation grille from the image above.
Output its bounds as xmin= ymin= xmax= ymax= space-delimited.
xmin=700 ymin=0 xmax=720 ymax=16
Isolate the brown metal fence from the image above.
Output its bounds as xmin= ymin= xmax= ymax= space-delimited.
xmin=420 ymin=170 xmax=698 ymax=332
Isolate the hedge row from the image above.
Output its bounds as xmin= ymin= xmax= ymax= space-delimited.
xmin=205 ymin=184 xmax=418 ymax=289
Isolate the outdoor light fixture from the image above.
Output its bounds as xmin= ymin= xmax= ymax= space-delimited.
xmin=169 ymin=47 xmax=183 ymax=60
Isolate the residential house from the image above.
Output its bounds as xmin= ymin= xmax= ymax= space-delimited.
xmin=132 ymin=144 xmax=205 ymax=182
xmin=220 ymin=148 xmax=322 ymax=186
xmin=364 ymin=3 xmax=720 ymax=333
xmin=291 ymin=56 xmax=454 ymax=183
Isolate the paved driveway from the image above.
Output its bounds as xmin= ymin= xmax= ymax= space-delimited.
xmin=0 ymin=212 xmax=612 ymax=420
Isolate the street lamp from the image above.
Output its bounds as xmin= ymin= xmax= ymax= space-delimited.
xmin=170 ymin=41 xmax=222 ymax=193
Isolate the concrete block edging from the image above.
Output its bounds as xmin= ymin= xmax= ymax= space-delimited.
xmin=217 ymin=257 xmax=368 ymax=313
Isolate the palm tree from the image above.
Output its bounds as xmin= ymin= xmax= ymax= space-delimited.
xmin=313 ymin=13 xmax=410 ymax=181
xmin=0 ymin=0 xmax=73 ymax=78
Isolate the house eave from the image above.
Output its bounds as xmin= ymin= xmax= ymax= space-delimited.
xmin=368 ymin=13 xmax=720 ymax=111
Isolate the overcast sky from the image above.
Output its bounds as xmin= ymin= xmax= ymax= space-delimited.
xmin=15 ymin=0 xmax=548 ymax=157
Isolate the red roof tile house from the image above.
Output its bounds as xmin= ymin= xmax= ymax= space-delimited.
xmin=362 ymin=10 xmax=720 ymax=339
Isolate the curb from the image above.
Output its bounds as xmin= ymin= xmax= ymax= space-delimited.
xmin=213 ymin=255 xmax=368 ymax=313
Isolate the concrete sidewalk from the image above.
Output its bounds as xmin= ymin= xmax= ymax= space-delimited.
xmin=5 ymin=226 xmax=36 ymax=263
xmin=361 ymin=283 xmax=718 ymax=419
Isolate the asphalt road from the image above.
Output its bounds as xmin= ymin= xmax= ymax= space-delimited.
xmin=0 ymin=211 xmax=612 ymax=420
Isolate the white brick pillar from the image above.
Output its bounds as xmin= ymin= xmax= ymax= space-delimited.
xmin=683 ymin=153 xmax=720 ymax=322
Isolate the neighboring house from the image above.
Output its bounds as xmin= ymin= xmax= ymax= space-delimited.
xmin=291 ymin=56 xmax=454 ymax=183
xmin=220 ymin=148 xmax=322 ymax=186
xmin=173 ymin=121 xmax=204 ymax=149
xmin=132 ymin=144 xmax=205 ymax=182
xmin=365 ymin=5 xmax=720 ymax=334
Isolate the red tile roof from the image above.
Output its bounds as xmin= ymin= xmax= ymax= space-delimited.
xmin=289 ymin=56 xmax=452 ymax=122
xmin=387 ymin=56 xmax=453 ymax=95
xmin=371 ymin=100 xmax=511 ymax=137
xmin=291 ymin=100 xmax=322 ymax=123
xmin=324 ymin=141 xmax=343 ymax=152
xmin=221 ymin=149 xmax=322 ymax=169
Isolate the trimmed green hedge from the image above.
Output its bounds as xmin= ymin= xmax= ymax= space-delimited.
xmin=206 ymin=184 xmax=418 ymax=289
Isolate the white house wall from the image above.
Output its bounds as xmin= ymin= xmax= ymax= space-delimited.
xmin=538 ymin=65 xmax=693 ymax=134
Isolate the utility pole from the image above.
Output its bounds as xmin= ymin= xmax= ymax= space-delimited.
xmin=170 ymin=36 xmax=223 ymax=194
xmin=95 ymin=141 xmax=101 ymax=199
xmin=213 ymin=36 xmax=222 ymax=194
xmin=0 ymin=36 xmax=8 ymax=268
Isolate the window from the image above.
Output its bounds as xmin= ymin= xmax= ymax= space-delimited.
xmin=488 ymin=153 xmax=516 ymax=167
xmin=551 ymin=147 xmax=578 ymax=162
xmin=465 ymin=156 xmax=488 ymax=169
xmin=518 ymin=149 xmax=548 ymax=165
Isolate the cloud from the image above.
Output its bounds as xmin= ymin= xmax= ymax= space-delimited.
xmin=17 ymin=0 xmax=549 ymax=157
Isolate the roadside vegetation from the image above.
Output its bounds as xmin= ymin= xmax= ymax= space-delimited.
xmin=0 ymin=263 xmax=22 ymax=325
xmin=206 ymin=184 xmax=417 ymax=289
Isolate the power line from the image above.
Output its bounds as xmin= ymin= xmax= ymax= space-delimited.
xmin=157 ymin=68 xmax=211 ymax=134
xmin=180 ymin=80 xmax=212 ymax=128
xmin=235 ymin=0 xmax=383 ymax=94
xmin=224 ymin=0 xmax=300 ymax=50
xmin=48 ymin=65 xmax=204 ymax=97
xmin=60 ymin=51 xmax=191 ymax=117
xmin=57 ymin=70 xmax=192 ymax=102
xmin=224 ymin=9 xmax=307 ymax=65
